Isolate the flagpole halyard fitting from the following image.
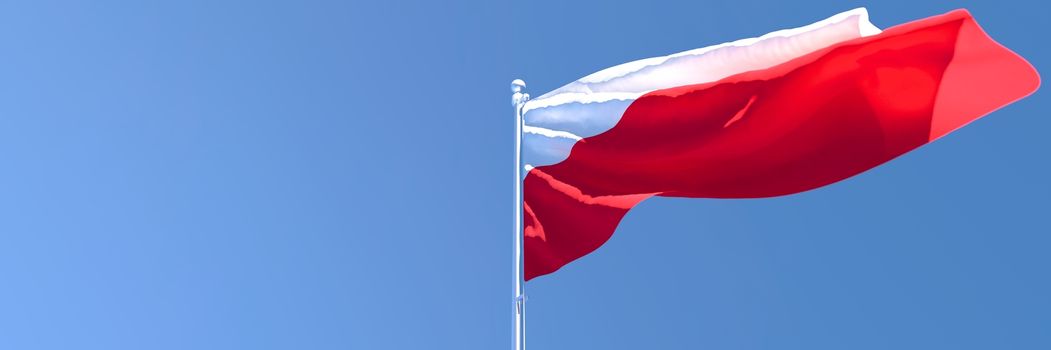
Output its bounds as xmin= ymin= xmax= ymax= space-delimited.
xmin=511 ymin=79 xmax=529 ymax=350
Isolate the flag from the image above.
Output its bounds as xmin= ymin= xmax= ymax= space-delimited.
xmin=521 ymin=8 xmax=1039 ymax=281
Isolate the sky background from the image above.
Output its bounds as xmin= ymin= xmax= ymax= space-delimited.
xmin=0 ymin=0 xmax=1047 ymax=349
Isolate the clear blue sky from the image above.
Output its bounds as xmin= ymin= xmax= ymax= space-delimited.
xmin=0 ymin=1 xmax=1046 ymax=349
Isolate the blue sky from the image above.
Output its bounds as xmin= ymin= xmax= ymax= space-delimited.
xmin=0 ymin=1 xmax=1047 ymax=349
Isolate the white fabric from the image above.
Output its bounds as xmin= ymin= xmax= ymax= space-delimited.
xmin=522 ymin=7 xmax=881 ymax=168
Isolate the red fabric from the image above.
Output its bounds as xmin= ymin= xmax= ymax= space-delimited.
xmin=523 ymin=10 xmax=1040 ymax=281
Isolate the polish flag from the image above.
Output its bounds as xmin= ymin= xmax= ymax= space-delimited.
xmin=521 ymin=8 xmax=1039 ymax=280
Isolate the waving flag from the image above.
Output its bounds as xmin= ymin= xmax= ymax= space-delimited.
xmin=521 ymin=8 xmax=1039 ymax=280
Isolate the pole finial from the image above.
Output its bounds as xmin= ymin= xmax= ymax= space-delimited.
xmin=511 ymin=79 xmax=526 ymax=93
xmin=512 ymin=79 xmax=529 ymax=109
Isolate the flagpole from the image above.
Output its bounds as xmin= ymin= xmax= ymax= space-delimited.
xmin=511 ymin=79 xmax=529 ymax=350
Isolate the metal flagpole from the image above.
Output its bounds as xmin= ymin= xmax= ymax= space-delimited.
xmin=511 ymin=79 xmax=529 ymax=350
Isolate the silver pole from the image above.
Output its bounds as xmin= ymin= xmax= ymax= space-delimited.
xmin=511 ymin=79 xmax=529 ymax=350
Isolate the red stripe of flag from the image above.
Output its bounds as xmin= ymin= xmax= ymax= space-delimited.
xmin=524 ymin=9 xmax=1039 ymax=281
